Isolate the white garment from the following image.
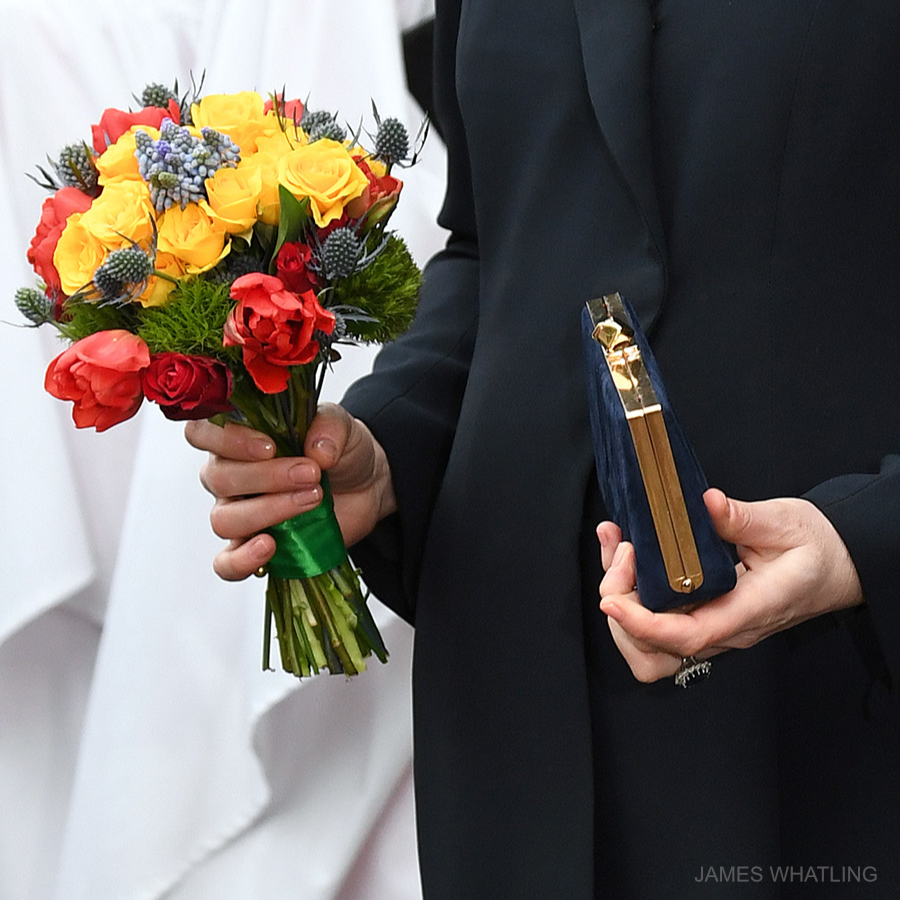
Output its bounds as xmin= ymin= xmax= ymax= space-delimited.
xmin=0 ymin=1 xmax=443 ymax=898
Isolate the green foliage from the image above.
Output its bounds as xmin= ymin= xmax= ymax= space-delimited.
xmin=59 ymin=299 xmax=137 ymax=342
xmin=272 ymin=186 xmax=310 ymax=267
xmin=137 ymin=277 xmax=237 ymax=361
xmin=329 ymin=234 xmax=421 ymax=344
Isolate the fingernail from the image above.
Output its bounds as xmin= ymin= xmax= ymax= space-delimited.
xmin=597 ymin=527 xmax=608 ymax=548
xmin=293 ymin=486 xmax=321 ymax=507
xmin=611 ymin=543 xmax=625 ymax=567
xmin=312 ymin=437 xmax=338 ymax=464
xmin=249 ymin=536 xmax=269 ymax=561
xmin=289 ymin=462 xmax=317 ymax=485
xmin=251 ymin=439 xmax=275 ymax=460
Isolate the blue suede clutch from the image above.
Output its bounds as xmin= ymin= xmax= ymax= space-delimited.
xmin=582 ymin=294 xmax=736 ymax=612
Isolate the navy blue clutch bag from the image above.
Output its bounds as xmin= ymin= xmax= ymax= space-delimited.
xmin=582 ymin=293 xmax=736 ymax=612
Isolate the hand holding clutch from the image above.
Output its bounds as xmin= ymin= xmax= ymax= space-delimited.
xmin=597 ymin=489 xmax=864 ymax=683
xmin=582 ymin=292 xmax=737 ymax=612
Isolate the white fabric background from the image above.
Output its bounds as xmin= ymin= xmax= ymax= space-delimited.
xmin=0 ymin=2 xmax=444 ymax=897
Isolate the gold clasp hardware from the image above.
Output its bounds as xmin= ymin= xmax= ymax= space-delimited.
xmin=588 ymin=293 xmax=703 ymax=594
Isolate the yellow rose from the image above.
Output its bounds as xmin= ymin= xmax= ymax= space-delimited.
xmin=96 ymin=126 xmax=159 ymax=185
xmin=78 ymin=180 xmax=156 ymax=249
xmin=278 ymin=139 xmax=369 ymax=227
xmin=191 ymin=92 xmax=268 ymax=154
xmin=255 ymin=124 xmax=304 ymax=157
xmin=157 ymin=200 xmax=230 ymax=273
xmin=205 ymin=163 xmax=263 ymax=233
xmin=53 ymin=213 xmax=108 ymax=296
xmin=239 ymin=151 xmax=282 ymax=225
xmin=246 ymin=129 xmax=305 ymax=225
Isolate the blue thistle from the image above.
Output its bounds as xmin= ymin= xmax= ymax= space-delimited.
xmin=139 ymin=82 xmax=177 ymax=109
xmin=209 ymin=251 xmax=267 ymax=284
xmin=370 ymin=101 xmax=427 ymax=170
xmin=330 ymin=312 xmax=348 ymax=341
xmin=93 ymin=246 xmax=155 ymax=304
xmin=312 ymin=226 xmax=389 ymax=282
xmin=320 ymin=227 xmax=363 ymax=279
xmin=134 ymin=119 xmax=240 ymax=212
xmin=373 ymin=117 xmax=410 ymax=167
xmin=15 ymin=287 xmax=55 ymax=326
xmin=303 ymin=109 xmax=347 ymax=143
xmin=53 ymin=143 xmax=99 ymax=193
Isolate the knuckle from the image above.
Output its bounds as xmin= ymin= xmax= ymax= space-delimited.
xmin=202 ymin=460 xmax=248 ymax=499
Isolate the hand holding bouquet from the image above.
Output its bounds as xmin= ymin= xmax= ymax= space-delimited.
xmin=14 ymin=79 xmax=425 ymax=678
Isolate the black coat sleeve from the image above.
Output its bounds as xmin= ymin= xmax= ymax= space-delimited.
xmin=341 ymin=0 xmax=476 ymax=624
xmin=805 ymin=457 xmax=900 ymax=684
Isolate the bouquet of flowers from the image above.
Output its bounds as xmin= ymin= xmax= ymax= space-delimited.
xmin=14 ymin=79 xmax=425 ymax=678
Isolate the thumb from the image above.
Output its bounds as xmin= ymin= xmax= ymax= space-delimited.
xmin=305 ymin=403 xmax=379 ymax=494
xmin=704 ymin=488 xmax=783 ymax=549
xmin=304 ymin=402 xmax=353 ymax=471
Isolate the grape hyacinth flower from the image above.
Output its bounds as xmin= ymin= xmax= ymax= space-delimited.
xmin=134 ymin=119 xmax=240 ymax=212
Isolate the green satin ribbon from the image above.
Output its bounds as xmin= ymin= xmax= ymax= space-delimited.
xmin=266 ymin=476 xmax=347 ymax=579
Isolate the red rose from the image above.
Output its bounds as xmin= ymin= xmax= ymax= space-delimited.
xmin=45 ymin=330 xmax=150 ymax=431
xmin=141 ymin=353 xmax=234 ymax=420
xmin=223 ymin=272 xmax=335 ymax=393
xmin=264 ymin=94 xmax=304 ymax=122
xmin=27 ymin=186 xmax=94 ymax=294
xmin=345 ymin=155 xmax=403 ymax=220
xmin=90 ymin=100 xmax=181 ymax=153
xmin=275 ymin=241 xmax=319 ymax=294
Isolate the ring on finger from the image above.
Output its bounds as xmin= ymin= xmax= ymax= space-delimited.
xmin=674 ymin=655 xmax=711 ymax=688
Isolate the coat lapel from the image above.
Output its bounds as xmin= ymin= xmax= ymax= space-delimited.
xmin=571 ymin=0 xmax=666 ymax=324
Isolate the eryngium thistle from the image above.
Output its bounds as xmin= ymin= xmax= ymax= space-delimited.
xmin=330 ymin=312 xmax=348 ymax=341
xmin=135 ymin=120 xmax=240 ymax=212
xmin=140 ymin=82 xmax=178 ymax=109
xmin=93 ymin=247 xmax=154 ymax=302
xmin=303 ymin=109 xmax=347 ymax=143
xmin=209 ymin=251 xmax=267 ymax=284
xmin=374 ymin=117 xmax=410 ymax=166
xmin=15 ymin=287 xmax=55 ymax=326
xmin=321 ymin=228 xmax=362 ymax=279
xmin=54 ymin=143 xmax=98 ymax=193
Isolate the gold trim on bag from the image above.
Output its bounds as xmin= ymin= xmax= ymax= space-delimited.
xmin=588 ymin=293 xmax=703 ymax=594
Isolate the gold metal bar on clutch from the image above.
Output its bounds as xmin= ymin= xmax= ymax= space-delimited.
xmin=588 ymin=294 xmax=703 ymax=594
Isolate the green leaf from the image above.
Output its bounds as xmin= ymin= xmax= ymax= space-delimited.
xmin=271 ymin=186 xmax=310 ymax=268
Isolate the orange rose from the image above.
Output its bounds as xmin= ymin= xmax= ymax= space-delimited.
xmin=346 ymin=154 xmax=403 ymax=222
xmin=45 ymin=330 xmax=150 ymax=431
xmin=91 ymin=101 xmax=180 ymax=153
xmin=27 ymin=187 xmax=93 ymax=293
